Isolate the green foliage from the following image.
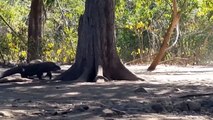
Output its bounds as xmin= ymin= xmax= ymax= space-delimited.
xmin=115 ymin=0 xmax=171 ymax=61
xmin=116 ymin=0 xmax=213 ymax=64
xmin=0 ymin=0 xmax=84 ymax=63
xmin=42 ymin=0 xmax=85 ymax=63
xmin=116 ymin=28 xmax=138 ymax=61
xmin=0 ymin=0 xmax=29 ymax=62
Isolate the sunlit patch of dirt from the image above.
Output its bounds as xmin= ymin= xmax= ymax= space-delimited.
xmin=0 ymin=65 xmax=213 ymax=120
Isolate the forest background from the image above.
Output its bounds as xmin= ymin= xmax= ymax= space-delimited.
xmin=0 ymin=0 xmax=212 ymax=65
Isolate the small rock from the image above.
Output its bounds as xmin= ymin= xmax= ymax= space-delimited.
xmin=55 ymin=87 xmax=61 ymax=89
xmin=102 ymin=109 xmax=115 ymax=117
xmin=187 ymin=101 xmax=201 ymax=112
xmin=103 ymin=109 xmax=114 ymax=114
xmin=13 ymin=98 xmax=21 ymax=102
xmin=134 ymin=87 xmax=147 ymax=93
xmin=174 ymin=88 xmax=182 ymax=92
xmin=73 ymin=105 xmax=89 ymax=112
xmin=0 ymin=111 xmax=13 ymax=118
xmin=151 ymin=103 xmax=164 ymax=113
xmin=102 ymin=108 xmax=125 ymax=117
xmin=11 ymin=104 xmax=18 ymax=107
xmin=174 ymin=101 xmax=189 ymax=112
xmin=52 ymin=111 xmax=59 ymax=115
xmin=91 ymin=107 xmax=103 ymax=114
xmin=32 ymin=112 xmax=44 ymax=116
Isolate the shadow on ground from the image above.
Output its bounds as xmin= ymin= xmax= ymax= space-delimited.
xmin=0 ymin=65 xmax=213 ymax=120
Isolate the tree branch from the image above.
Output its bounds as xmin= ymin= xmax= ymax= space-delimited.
xmin=0 ymin=14 xmax=26 ymax=44
xmin=0 ymin=14 xmax=18 ymax=36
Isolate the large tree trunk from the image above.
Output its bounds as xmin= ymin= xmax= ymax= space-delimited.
xmin=57 ymin=0 xmax=142 ymax=82
xmin=27 ymin=0 xmax=43 ymax=62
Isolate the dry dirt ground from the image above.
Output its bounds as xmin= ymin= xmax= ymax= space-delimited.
xmin=0 ymin=65 xmax=213 ymax=120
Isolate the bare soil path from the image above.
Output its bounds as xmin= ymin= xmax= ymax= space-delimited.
xmin=0 ymin=65 xmax=213 ymax=120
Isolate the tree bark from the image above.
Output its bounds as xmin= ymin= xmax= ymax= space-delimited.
xmin=57 ymin=0 xmax=142 ymax=82
xmin=148 ymin=0 xmax=180 ymax=71
xmin=27 ymin=0 xmax=43 ymax=62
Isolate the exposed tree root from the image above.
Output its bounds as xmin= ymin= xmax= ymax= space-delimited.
xmin=95 ymin=76 xmax=109 ymax=82
xmin=56 ymin=61 xmax=143 ymax=82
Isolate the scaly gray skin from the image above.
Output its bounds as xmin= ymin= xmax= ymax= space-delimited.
xmin=0 ymin=62 xmax=61 ymax=80
xmin=0 ymin=66 xmax=22 ymax=79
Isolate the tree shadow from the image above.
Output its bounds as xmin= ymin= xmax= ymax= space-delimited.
xmin=0 ymin=79 xmax=213 ymax=120
xmin=1 ymin=65 xmax=213 ymax=119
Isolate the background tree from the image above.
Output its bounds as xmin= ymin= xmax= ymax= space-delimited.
xmin=57 ymin=0 xmax=141 ymax=81
xmin=27 ymin=0 xmax=44 ymax=62
xmin=0 ymin=0 xmax=212 ymax=65
xmin=148 ymin=0 xmax=180 ymax=71
xmin=116 ymin=0 xmax=212 ymax=65
xmin=0 ymin=0 xmax=30 ymax=63
xmin=43 ymin=0 xmax=85 ymax=63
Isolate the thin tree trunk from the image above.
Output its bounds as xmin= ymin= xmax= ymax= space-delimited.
xmin=57 ymin=0 xmax=142 ymax=82
xmin=27 ymin=0 xmax=43 ymax=62
xmin=148 ymin=0 xmax=180 ymax=71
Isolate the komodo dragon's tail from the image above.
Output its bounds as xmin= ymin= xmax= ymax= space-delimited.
xmin=0 ymin=66 xmax=23 ymax=79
